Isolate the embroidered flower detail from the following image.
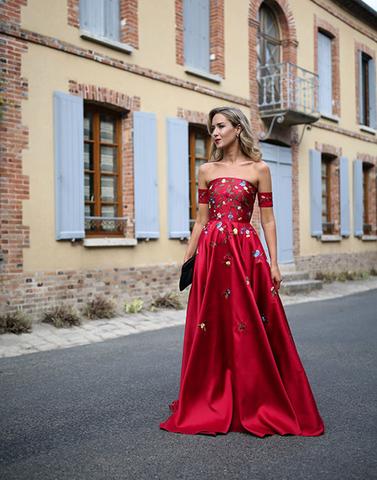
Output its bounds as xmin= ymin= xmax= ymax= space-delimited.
xmin=198 ymin=321 xmax=207 ymax=331
xmin=217 ymin=212 xmax=222 ymax=218
xmin=245 ymin=276 xmax=250 ymax=285
xmin=223 ymin=254 xmax=232 ymax=267
xmin=223 ymin=288 xmax=231 ymax=299
xmin=238 ymin=322 xmax=247 ymax=332
xmin=270 ymin=285 xmax=278 ymax=296
xmin=221 ymin=178 xmax=226 ymax=183
xmin=252 ymin=249 xmax=261 ymax=258
xmin=237 ymin=206 xmax=242 ymax=210
xmin=233 ymin=227 xmax=238 ymax=235
xmin=240 ymin=180 xmax=246 ymax=186
xmin=210 ymin=241 xmax=217 ymax=248
xmin=261 ymin=313 xmax=268 ymax=324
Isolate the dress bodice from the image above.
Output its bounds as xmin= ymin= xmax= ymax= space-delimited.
xmin=198 ymin=177 xmax=273 ymax=223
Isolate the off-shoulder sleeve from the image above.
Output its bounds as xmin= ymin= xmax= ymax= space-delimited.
xmin=257 ymin=191 xmax=273 ymax=207
xmin=198 ymin=188 xmax=209 ymax=204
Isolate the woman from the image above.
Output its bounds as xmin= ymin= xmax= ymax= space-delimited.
xmin=160 ymin=106 xmax=325 ymax=437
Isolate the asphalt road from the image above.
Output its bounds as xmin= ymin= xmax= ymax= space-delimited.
xmin=1 ymin=289 xmax=376 ymax=480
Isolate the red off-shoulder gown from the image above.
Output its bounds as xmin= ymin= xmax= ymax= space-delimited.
xmin=160 ymin=176 xmax=325 ymax=437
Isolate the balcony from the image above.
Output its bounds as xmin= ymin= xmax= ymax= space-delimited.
xmin=257 ymin=62 xmax=320 ymax=126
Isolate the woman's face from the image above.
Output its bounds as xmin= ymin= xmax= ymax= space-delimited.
xmin=211 ymin=113 xmax=239 ymax=149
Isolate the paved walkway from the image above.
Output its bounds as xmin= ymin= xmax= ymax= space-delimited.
xmin=1 ymin=276 xmax=377 ymax=359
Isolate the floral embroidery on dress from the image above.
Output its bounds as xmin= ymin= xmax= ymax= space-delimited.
xmin=261 ymin=313 xmax=268 ymax=324
xmin=223 ymin=254 xmax=232 ymax=267
xmin=258 ymin=191 xmax=273 ymax=207
xmin=209 ymin=241 xmax=217 ymax=248
xmin=252 ymin=249 xmax=261 ymax=258
xmin=223 ymin=288 xmax=231 ymax=299
xmin=245 ymin=276 xmax=250 ymax=285
xmin=238 ymin=322 xmax=247 ymax=332
xmin=270 ymin=285 xmax=278 ymax=297
xmin=198 ymin=321 xmax=207 ymax=331
xmin=198 ymin=188 xmax=209 ymax=204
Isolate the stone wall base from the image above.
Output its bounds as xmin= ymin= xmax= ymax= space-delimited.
xmin=0 ymin=264 xmax=187 ymax=322
xmin=296 ymin=251 xmax=377 ymax=277
xmin=1 ymin=251 xmax=376 ymax=321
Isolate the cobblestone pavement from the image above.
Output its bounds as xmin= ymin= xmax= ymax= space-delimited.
xmin=1 ymin=277 xmax=377 ymax=359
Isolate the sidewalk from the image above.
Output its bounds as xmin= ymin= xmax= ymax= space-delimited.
xmin=1 ymin=276 xmax=377 ymax=359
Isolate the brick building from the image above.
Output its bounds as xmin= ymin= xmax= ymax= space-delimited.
xmin=0 ymin=0 xmax=376 ymax=318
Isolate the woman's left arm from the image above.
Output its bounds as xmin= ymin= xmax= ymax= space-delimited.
xmin=256 ymin=162 xmax=282 ymax=290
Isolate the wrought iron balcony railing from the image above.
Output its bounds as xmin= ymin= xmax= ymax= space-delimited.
xmin=257 ymin=62 xmax=320 ymax=126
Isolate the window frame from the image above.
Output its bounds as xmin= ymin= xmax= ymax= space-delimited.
xmin=321 ymin=154 xmax=335 ymax=234
xmin=188 ymin=125 xmax=211 ymax=230
xmin=84 ymin=102 xmax=123 ymax=237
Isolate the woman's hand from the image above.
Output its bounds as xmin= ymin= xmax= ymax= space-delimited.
xmin=270 ymin=263 xmax=282 ymax=290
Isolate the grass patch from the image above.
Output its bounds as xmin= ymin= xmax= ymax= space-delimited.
xmin=83 ymin=295 xmax=117 ymax=320
xmin=0 ymin=310 xmax=32 ymax=335
xmin=42 ymin=305 xmax=81 ymax=328
xmin=149 ymin=291 xmax=184 ymax=311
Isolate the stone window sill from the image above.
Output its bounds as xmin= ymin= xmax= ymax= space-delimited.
xmin=80 ymin=30 xmax=133 ymax=54
xmin=320 ymin=234 xmax=342 ymax=242
xmin=361 ymin=234 xmax=377 ymax=241
xmin=184 ymin=65 xmax=222 ymax=84
xmin=359 ymin=124 xmax=376 ymax=135
xmin=84 ymin=237 xmax=137 ymax=247
xmin=320 ymin=113 xmax=340 ymax=123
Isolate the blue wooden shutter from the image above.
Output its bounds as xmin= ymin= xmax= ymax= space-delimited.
xmin=318 ymin=32 xmax=332 ymax=116
xmin=183 ymin=0 xmax=210 ymax=71
xmin=353 ymin=159 xmax=363 ymax=237
xmin=309 ymin=149 xmax=322 ymax=237
xmin=368 ymin=58 xmax=376 ymax=129
xmin=104 ymin=0 xmax=120 ymax=41
xmin=53 ymin=92 xmax=84 ymax=240
xmin=133 ymin=112 xmax=159 ymax=239
xmin=339 ymin=156 xmax=350 ymax=236
xmin=79 ymin=0 xmax=104 ymax=36
xmin=358 ymin=51 xmax=364 ymax=124
xmin=167 ymin=117 xmax=189 ymax=238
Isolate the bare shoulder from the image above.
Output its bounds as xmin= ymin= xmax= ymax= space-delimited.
xmin=254 ymin=159 xmax=270 ymax=174
xmin=198 ymin=161 xmax=214 ymax=180
xmin=254 ymin=159 xmax=272 ymax=190
xmin=197 ymin=161 xmax=213 ymax=188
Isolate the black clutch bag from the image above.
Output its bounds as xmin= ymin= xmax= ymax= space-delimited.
xmin=179 ymin=254 xmax=197 ymax=291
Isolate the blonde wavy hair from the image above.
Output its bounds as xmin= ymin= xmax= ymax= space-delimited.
xmin=206 ymin=106 xmax=262 ymax=162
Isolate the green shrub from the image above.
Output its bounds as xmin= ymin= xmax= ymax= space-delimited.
xmin=42 ymin=305 xmax=81 ymax=328
xmin=83 ymin=295 xmax=117 ymax=319
xmin=0 ymin=310 xmax=32 ymax=335
xmin=124 ymin=298 xmax=144 ymax=314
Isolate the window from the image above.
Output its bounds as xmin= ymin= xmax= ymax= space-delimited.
xmin=188 ymin=126 xmax=211 ymax=230
xmin=84 ymin=104 xmax=123 ymax=236
xmin=358 ymin=51 xmax=376 ymax=129
xmin=257 ymin=4 xmax=281 ymax=108
xmin=318 ymin=31 xmax=333 ymax=116
xmin=321 ymin=154 xmax=335 ymax=234
xmin=183 ymin=0 xmax=210 ymax=72
xmin=79 ymin=0 xmax=120 ymax=42
xmin=363 ymin=163 xmax=373 ymax=234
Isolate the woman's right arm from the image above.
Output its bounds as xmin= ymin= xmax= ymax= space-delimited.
xmin=183 ymin=165 xmax=209 ymax=263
